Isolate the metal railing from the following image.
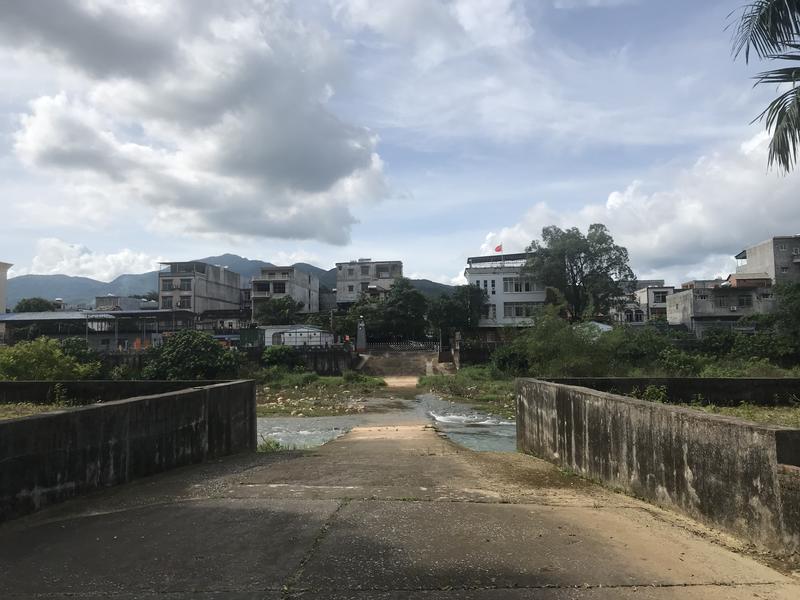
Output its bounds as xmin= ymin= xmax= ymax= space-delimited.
xmin=366 ymin=340 xmax=440 ymax=352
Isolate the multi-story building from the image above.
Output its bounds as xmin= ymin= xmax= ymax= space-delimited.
xmin=611 ymin=279 xmax=666 ymax=325
xmin=667 ymin=286 xmax=776 ymax=337
xmin=0 ymin=261 xmax=11 ymax=343
xmin=251 ymin=266 xmax=319 ymax=319
xmin=633 ymin=285 xmax=675 ymax=321
xmin=158 ymin=262 xmax=242 ymax=316
xmin=735 ymin=235 xmax=800 ymax=285
xmin=464 ymin=253 xmax=545 ymax=331
xmin=335 ymin=259 xmax=403 ymax=306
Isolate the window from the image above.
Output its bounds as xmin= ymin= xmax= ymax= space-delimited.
xmin=781 ymin=267 xmax=789 ymax=273
xmin=179 ymin=278 xmax=192 ymax=291
xmin=653 ymin=291 xmax=668 ymax=303
xmin=268 ymin=271 xmax=276 ymax=279
xmin=503 ymin=302 xmax=539 ymax=318
xmin=483 ymin=280 xmax=488 ymax=290
xmin=503 ymin=277 xmax=534 ymax=293
xmin=161 ymin=279 xmax=174 ymax=291
xmin=634 ymin=310 xmax=644 ymax=322
xmin=361 ymin=265 xmax=370 ymax=276
xmin=348 ymin=285 xmax=354 ymax=292
xmin=794 ymin=248 xmax=800 ymax=255
xmin=273 ymin=281 xmax=286 ymax=294
xmin=491 ymin=280 xmax=496 ymax=295
xmin=489 ymin=304 xmax=497 ymax=319
xmin=715 ymin=296 xmax=730 ymax=308
xmin=361 ymin=282 xmax=369 ymax=292
xmin=348 ymin=268 xmax=355 ymax=276
xmin=177 ymin=296 xmax=191 ymax=309
xmin=779 ymin=243 xmax=787 ymax=251
xmin=281 ymin=271 xmax=289 ymax=278
xmin=698 ymin=294 xmax=708 ymax=300
xmin=738 ymin=294 xmax=753 ymax=307
xmin=254 ymin=282 xmax=270 ymax=293
xmin=161 ymin=296 xmax=172 ymax=309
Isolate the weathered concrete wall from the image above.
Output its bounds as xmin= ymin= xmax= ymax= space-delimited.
xmin=548 ymin=377 xmax=800 ymax=407
xmin=517 ymin=378 xmax=800 ymax=554
xmin=0 ymin=380 xmax=256 ymax=521
xmin=0 ymin=380 xmax=221 ymax=406
xmin=297 ymin=347 xmax=355 ymax=375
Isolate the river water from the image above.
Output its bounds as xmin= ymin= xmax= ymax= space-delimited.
xmin=256 ymin=393 xmax=516 ymax=453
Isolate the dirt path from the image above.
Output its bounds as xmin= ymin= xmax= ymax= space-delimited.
xmin=383 ymin=375 xmax=420 ymax=388
xmin=2 ymin=409 xmax=798 ymax=598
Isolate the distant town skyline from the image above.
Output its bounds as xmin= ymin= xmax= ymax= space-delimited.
xmin=2 ymin=1 xmax=799 ymax=287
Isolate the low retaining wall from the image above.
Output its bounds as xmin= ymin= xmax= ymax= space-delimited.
xmin=0 ymin=380 xmax=217 ymax=406
xmin=547 ymin=377 xmax=800 ymax=407
xmin=0 ymin=380 xmax=256 ymax=521
xmin=517 ymin=378 xmax=800 ymax=554
xmin=297 ymin=347 xmax=356 ymax=375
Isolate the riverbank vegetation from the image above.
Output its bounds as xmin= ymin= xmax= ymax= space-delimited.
xmin=418 ymin=366 xmax=515 ymax=419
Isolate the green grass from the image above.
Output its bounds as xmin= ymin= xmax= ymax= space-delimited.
xmin=0 ymin=402 xmax=68 ymax=421
xmin=418 ymin=366 xmax=516 ymax=419
xmin=256 ymin=370 xmax=387 ymax=417
xmin=686 ymin=404 xmax=800 ymax=429
xmin=256 ymin=436 xmax=297 ymax=453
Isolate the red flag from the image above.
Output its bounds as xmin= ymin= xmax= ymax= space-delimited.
xmin=494 ymin=243 xmax=503 ymax=253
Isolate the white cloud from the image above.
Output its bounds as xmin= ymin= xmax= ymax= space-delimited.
xmin=11 ymin=238 xmax=161 ymax=281
xmin=4 ymin=0 xmax=388 ymax=245
xmin=482 ymin=132 xmax=800 ymax=286
xmin=553 ymin=0 xmax=638 ymax=8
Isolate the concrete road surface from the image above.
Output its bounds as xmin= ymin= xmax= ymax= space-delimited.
xmin=1 ymin=409 xmax=798 ymax=599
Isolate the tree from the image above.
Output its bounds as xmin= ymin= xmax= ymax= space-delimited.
xmin=524 ymin=224 xmax=634 ymax=321
xmin=428 ymin=285 xmax=487 ymax=334
xmin=731 ymin=1 xmax=800 ymax=172
xmin=14 ymin=297 xmax=57 ymax=313
xmin=142 ymin=330 xmax=239 ymax=380
xmin=254 ymin=297 xmax=304 ymax=325
xmin=350 ymin=278 xmax=429 ymax=340
xmin=0 ymin=337 xmax=101 ymax=381
xmin=131 ymin=291 xmax=159 ymax=301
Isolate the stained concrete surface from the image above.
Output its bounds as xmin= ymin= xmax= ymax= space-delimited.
xmin=1 ymin=402 xmax=799 ymax=599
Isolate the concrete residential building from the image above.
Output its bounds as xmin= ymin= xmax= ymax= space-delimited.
xmin=464 ymin=253 xmax=546 ymax=331
xmin=735 ymin=235 xmax=800 ymax=285
xmin=251 ymin=266 xmax=320 ymax=318
xmin=610 ymin=279 xmax=665 ymax=325
xmin=667 ymin=286 xmax=776 ymax=337
xmin=0 ymin=261 xmax=11 ymax=343
xmin=158 ymin=262 xmax=242 ymax=315
xmin=633 ymin=285 xmax=675 ymax=321
xmin=335 ymin=259 xmax=403 ymax=306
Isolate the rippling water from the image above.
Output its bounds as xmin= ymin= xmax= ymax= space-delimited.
xmin=256 ymin=393 xmax=517 ymax=452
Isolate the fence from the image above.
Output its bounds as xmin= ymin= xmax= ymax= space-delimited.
xmin=366 ymin=341 xmax=440 ymax=352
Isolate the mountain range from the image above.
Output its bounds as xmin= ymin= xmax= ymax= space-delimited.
xmin=6 ymin=254 xmax=454 ymax=308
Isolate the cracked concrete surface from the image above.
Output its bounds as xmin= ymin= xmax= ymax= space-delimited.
xmin=1 ymin=408 xmax=799 ymax=599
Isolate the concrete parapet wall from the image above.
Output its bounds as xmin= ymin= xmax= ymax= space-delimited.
xmin=0 ymin=380 xmax=256 ymax=521
xmin=516 ymin=378 xmax=800 ymax=554
xmin=0 ymin=380 xmax=221 ymax=406
xmin=547 ymin=377 xmax=800 ymax=407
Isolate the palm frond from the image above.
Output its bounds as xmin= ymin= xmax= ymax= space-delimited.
xmin=731 ymin=0 xmax=800 ymax=62
xmin=756 ymin=85 xmax=800 ymax=171
xmin=755 ymin=64 xmax=800 ymax=84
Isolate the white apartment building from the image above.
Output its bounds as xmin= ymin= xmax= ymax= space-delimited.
xmin=251 ymin=266 xmax=320 ymax=319
xmin=0 ymin=261 xmax=11 ymax=342
xmin=158 ymin=262 xmax=242 ymax=315
xmin=335 ymin=259 xmax=403 ymax=306
xmin=464 ymin=254 xmax=545 ymax=329
xmin=632 ymin=285 xmax=675 ymax=322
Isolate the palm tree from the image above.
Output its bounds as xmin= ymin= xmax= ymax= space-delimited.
xmin=732 ymin=1 xmax=800 ymax=172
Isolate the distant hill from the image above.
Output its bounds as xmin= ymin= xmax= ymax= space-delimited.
xmin=6 ymin=254 xmax=454 ymax=307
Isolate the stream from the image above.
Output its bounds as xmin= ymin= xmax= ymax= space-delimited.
xmin=256 ymin=393 xmax=516 ymax=452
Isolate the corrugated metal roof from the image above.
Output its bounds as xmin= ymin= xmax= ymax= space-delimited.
xmin=0 ymin=311 xmax=116 ymax=322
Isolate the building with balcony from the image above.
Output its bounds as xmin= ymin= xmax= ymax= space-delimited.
xmin=735 ymin=235 xmax=800 ymax=285
xmin=95 ymin=295 xmax=153 ymax=311
xmin=463 ymin=253 xmax=545 ymax=332
xmin=251 ymin=266 xmax=319 ymax=319
xmin=632 ymin=284 xmax=675 ymax=322
xmin=610 ymin=279 xmax=666 ymax=325
xmin=158 ymin=262 xmax=242 ymax=316
xmin=667 ymin=286 xmax=776 ymax=337
xmin=335 ymin=259 xmax=403 ymax=306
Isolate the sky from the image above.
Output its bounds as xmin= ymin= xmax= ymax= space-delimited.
xmin=1 ymin=0 xmax=798 ymax=287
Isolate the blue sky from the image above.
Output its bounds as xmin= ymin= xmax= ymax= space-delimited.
xmin=1 ymin=0 xmax=797 ymax=286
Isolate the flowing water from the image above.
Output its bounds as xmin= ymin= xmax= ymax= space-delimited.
xmin=256 ymin=393 xmax=516 ymax=452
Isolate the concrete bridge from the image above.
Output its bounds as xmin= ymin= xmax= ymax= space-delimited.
xmin=1 ymin=400 xmax=798 ymax=599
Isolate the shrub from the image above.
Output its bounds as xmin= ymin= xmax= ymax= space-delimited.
xmin=0 ymin=337 xmax=101 ymax=381
xmin=262 ymin=345 xmax=305 ymax=369
xmin=142 ymin=330 xmax=239 ymax=380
